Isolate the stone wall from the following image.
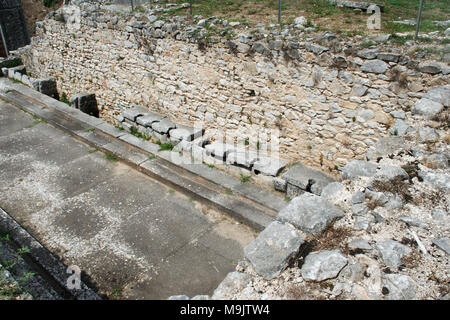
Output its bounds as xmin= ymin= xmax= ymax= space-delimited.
xmin=0 ymin=0 xmax=30 ymax=54
xmin=17 ymin=3 xmax=446 ymax=171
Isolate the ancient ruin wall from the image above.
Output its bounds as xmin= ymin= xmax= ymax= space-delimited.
xmin=0 ymin=0 xmax=30 ymax=54
xmin=18 ymin=6 xmax=414 ymax=170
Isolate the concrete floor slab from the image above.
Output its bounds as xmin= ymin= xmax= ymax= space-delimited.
xmin=124 ymin=241 xmax=239 ymax=300
xmin=0 ymin=100 xmax=255 ymax=299
xmin=0 ymin=101 xmax=36 ymax=136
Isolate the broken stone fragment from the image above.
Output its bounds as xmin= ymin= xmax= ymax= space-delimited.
xmin=341 ymin=160 xmax=378 ymax=180
xmin=432 ymin=237 xmax=450 ymax=255
xmin=422 ymin=85 xmax=449 ymax=107
xmin=277 ymin=193 xmax=345 ymax=236
xmin=357 ymin=48 xmax=378 ymax=60
xmin=361 ymin=60 xmax=389 ymax=74
xmin=418 ymin=61 xmax=443 ymax=74
xmin=417 ymin=127 xmax=440 ymax=144
xmin=273 ymin=177 xmax=287 ymax=192
xmin=301 ymin=250 xmax=348 ymax=282
xmin=398 ymin=216 xmax=429 ymax=229
xmin=373 ymin=166 xmax=409 ymax=183
xmin=212 ymin=271 xmax=252 ymax=299
xmin=282 ymin=162 xmax=335 ymax=195
xmin=366 ymin=137 xmax=405 ymax=161
xmin=348 ymin=238 xmax=372 ymax=252
xmin=418 ymin=170 xmax=450 ymax=192
xmin=412 ymin=98 xmax=444 ymax=119
xmin=375 ymin=239 xmax=411 ymax=269
xmin=321 ymin=182 xmax=345 ymax=200
xmin=382 ymin=273 xmax=417 ymax=300
xmin=244 ymin=221 xmax=304 ymax=280
xmin=376 ymin=52 xmax=400 ymax=63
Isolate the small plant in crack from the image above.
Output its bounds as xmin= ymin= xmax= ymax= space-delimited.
xmin=239 ymin=173 xmax=252 ymax=183
xmin=156 ymin=140 xmax=174 ymax=151
xmin=104 ymin=153 xmax=118 ymax=162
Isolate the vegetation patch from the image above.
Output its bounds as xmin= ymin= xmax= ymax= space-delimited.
xmin=0 ymin=233 xmax=34 ymax=300
xmin=104 ymin=153 xmax=118 ymax=162
xmin=156 ymin=140 xmax=174 ymax=151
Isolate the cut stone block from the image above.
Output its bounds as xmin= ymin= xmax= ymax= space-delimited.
xmin=301 ymin=250 xmax=348 ymax=281
xmin=244 ymin=221 xmax=304 ymax=280
xmin=169 ymin=124 xmax=204 ymax=142
xmin=252 ymin=156 xmax=287 ymax=177
xmin=70 ymin=93 xmax=99 ymax=118
xmin=277 ymin=193 xmax=345 ymax=236
xmin=136 ymin=112 xmax=166 ymax=127
xmin=226 ymin=149 xmax=259 ymax=168
xmin=204 ymin=142 xmax=236 ymax=160
xmin=122 ymin=104 xmax=149 ymax=121
xmin=282 ymin=163 xmax=335 ymax=195
xmin=152 ymin=118 xmax=176 ymax=134
xmin=31 ymin=78 xmax=58 ymax=99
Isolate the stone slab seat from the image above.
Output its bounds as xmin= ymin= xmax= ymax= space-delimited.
xmin=152 ymin=118 xmax=176 ymax=134
xmin=168 ymin=124 xmax=204 ymax=142
xmin=136 ymin=111 xmax=166 ymax=127
xmin=253 ymin=156 xmax=287 ymax=177
xmin=204 ymin=142 xmax=236 ymax=160
xmin=122 ymin=104 xmax=149 ymax=122
xmin=226 ymin=149 xmax=260 ymax=168
xmin=282 ymin=162 xmax=335 ymax=195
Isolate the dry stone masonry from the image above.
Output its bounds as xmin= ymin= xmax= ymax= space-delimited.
xmin=15 ymin=1 xmax=449 ymax=176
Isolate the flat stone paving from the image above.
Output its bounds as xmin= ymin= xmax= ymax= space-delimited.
xmin=0 ymin=100 xmax=255 ymax=299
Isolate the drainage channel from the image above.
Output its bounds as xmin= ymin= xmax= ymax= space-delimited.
xmin=0 ymin=207 xmax=101 ymax=300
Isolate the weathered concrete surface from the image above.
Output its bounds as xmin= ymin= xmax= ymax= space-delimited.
xmin=0 ymin=100 xmax=255 ymax=299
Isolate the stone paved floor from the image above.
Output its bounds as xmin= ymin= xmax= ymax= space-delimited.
xmin=0 ymin=100 xmax=255 ymax=299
